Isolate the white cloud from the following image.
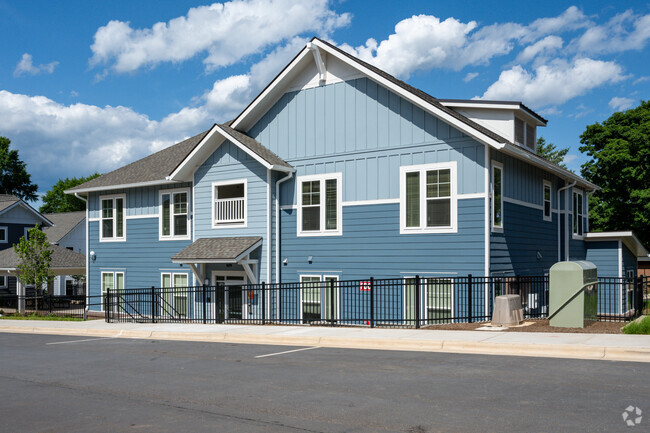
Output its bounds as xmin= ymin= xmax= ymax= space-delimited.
xmin=89 ymin=0 xmax=350 ymax=74
xmin=339 ymin=7 xmax=587 ymax=78
xmin=633 ymin=76 xmax=649 ymax=85
xmin=480 ymin=58 xmax=626 ymax=108
xmin=463 ymin=72 xmax=478 ymax=82
xmin=572 ymin=10 xmax=650 ymax=54
xmin=538 ymin=106 xmax=562 ymax=117
xmin=14 ymin=53 xmax=59 ymax=77
xmin=516 ymin=36 xmax=563 ymax=64
xmin=563 ymin=154 xmax=578 ymax=165
xmin=609 ymin=96 xmax=635 ymax=111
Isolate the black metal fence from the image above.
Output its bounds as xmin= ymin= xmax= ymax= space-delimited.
xmin=103 ymin=275 xmax=552 ymax=327
xmin=0 ymin=294 xmax=88 ymax=319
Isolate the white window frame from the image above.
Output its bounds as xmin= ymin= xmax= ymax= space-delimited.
xmin=0 ymin=275 xmax=6 ymax=288
xmin=100 ymin=271 xmax=125 ymax=312
xmin=159 ymin=188 xmax=191 ymax=240
xmin=160 ymin=272 xmax=189 ymax=317
xmin=402 ymin=276 xmax=455 ymax=325
xmin=296 ymin=173 xmax=342 ymax=237
xmin=0 ymin=226 xmax=7 ymax=244
xmin=400 ymin=161 xmax=458 ymax=234
xmin=211 ymin=179 xmax=248 ymax=229
xmin=99 ymin=194 xmax=126 ymax=242
xmin=514 ymin=116 xmax=535 ymax=149
xmin=543 ymin=180 xmax=552 ymax=222
xmin=572 ymin=190 xmax=585 ymax=239
xmin=491 ymin=161 xmax=503 ymax=232
xmin=299 ymin=274 xmax=339 ymax=321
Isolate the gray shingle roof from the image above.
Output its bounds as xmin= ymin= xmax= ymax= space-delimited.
xmin=42 ymin=211 xmax=85 ymax=243
xmin=0 ymin=244 xmax=85 ymax=270
xmin=171 ymin=237 xmax=262 ymax=262
xmin=68 ymin=130 xmax=210 ymax=192
xmin=219 ymin=122 xmax=292 ymax=169
xmin=0 ymin=195 xmax=19 ymax=213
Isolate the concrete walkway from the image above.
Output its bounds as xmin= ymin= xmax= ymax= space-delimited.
xmin=1 ymin=319 xmax=649 ymax=362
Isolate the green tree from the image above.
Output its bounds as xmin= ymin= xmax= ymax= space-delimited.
xmin=579 ymin=100 xmax=650 ymax=248
xmin=39 ymin=174 xmax=100 ymax=213
xmin=14 ymin=226 xmax=54 ymax=311
xmin=0 ymin=136 xmax=38 ymax=201
xmin=536 ymin=137 xmax=569 ymax=169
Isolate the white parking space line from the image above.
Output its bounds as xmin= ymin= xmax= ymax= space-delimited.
xmin=46 ymin=337 xmax=116 ymax=345
xmin=254 ymin=346 xmax=320 ymax=359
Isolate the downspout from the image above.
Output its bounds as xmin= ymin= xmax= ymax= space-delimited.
xmin=557 ymin=180 xmax=576 ymax=262
xmin=275 ymin=171 xmax=294 ymax=283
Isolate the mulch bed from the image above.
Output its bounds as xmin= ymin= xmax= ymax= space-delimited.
xmin=428 ymin=319 xmax=626 ymax=334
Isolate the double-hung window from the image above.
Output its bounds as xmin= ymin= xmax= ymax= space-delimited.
xmin=212 ymin=179 xmax=247 ymax=228
xmin=297 ymin=173 xmax=342 ymax=236
xmin=492 ymin=162 xmax=503 ymax=230
xmin=161 ymin=273 xmax=188 ymax=317
xmin=573 ymin=190 xmax=585 ymax=237
xmin=543 ymin=181 xmax=552 ymax=221
xmin=100 ymin=195 xmax=125 ymax=241
xmin=0 ymin=275 xmax=6 ymax=288
xmin=0 ymin=226 xmax=7 ymax=244
xmin=400 ymin=162 xmax=457 ymax=234
xmin=160 ymin=189 xmax=190 ymax=240
xmin=101 ymin=271 xmax=124 ymax=312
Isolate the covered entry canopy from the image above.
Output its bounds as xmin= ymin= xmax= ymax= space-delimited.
xmin=0 ymin=244 xmax=86 ymax=277
xmin=171 ymin=237 xmax=262 ymax=284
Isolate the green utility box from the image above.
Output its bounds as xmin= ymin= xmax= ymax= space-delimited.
xmin=549 ymin=261 xmax=598 ymax=328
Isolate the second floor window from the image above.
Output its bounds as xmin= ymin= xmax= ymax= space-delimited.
xmin=492 ymin=162 xmax=503 ymax=230
xmin=400 ymin=162 xmax=457 ymax=234
xmin=0 ymin=226 xmax=7 ymax=243
xmin=100 ymin=195 xmax=125 ymax=241
xmin=297 ymin=173 xmax=342 ymax=236
xmin=573 ymin=191 xmax=584 ymax=237
xmin=543 ymin=181 xmax=552 ymax=221
xmin=160 ymin=190 xmax=189 ymax=239
xmin=213 ymin=180 xmax=247 ymax=227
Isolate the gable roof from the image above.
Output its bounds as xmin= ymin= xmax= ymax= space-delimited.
xmin=171 ymin=236 xmax=263 ymax=263
xmin=229 ymin=37 xmax=596 ymax=190
xmin=67 ymin=130 xmax=210 ymax=194
xmin=0 ymin=194 xmax=53 ymax=226
xmin=42 ymin=211 xmax=85 ymax=243
xmin=0 ymin=243 xmax=85 ymax=274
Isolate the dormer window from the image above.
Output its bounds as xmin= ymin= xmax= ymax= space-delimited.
xmin=515 ymin=117 xmax=536 ymax=150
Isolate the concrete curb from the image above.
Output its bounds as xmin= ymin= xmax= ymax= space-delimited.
xmin=1 ymin=325 xmax=649 ymax=362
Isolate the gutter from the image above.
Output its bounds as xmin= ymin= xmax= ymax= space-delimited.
xmin=275 ymin=170 xmax=294 ymax=283
xmin=557 ymin=180 xmax=576 ymax=261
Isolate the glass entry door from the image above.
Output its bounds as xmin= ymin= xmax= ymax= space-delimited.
xmin=212 ymin=272 xmax=247 ymax=322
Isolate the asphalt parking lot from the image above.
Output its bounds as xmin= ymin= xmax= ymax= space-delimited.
xmin=0 ymin=333 xmax=647 ymax=432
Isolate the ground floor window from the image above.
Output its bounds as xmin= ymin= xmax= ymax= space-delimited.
xmin=404 ymin=277 xmax=452 ymax=324
xmin=101 ymin=271 xmax=124 ymax=312
xmin=161 ymin=273 xmax=189 ymax=317
xmin=300 ymin=275 xmax=339 ymax=323
xmin=0 ymin=275 xmax=6 ymax=288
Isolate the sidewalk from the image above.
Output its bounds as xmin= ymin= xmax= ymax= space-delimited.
xmin=1 ymin=319 xmax=649 ymax=362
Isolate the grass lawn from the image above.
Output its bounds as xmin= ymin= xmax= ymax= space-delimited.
xmin=622 ymin=316 xmax=650 ymax=334
xmin=0 ymin=312 xmax=83 ymax=321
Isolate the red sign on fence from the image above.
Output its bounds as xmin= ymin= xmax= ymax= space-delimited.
xmin=360 ymin=281 xmax=371 ymax=291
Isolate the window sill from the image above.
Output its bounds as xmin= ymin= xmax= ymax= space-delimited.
xmin=159 ymin=235 xmax=191 ymax=241
xmin=491 ymin=226 xmax=504 ymax=233
xmin=400 ymin=226 xmax=457 ymax=235
xmin=99 ymin=238 xmax=126 ymax=243
xmin=297 ymin=230 xmax=342 ymax=237
xmin=572 ymin=234 xmax=585 ymax=240
xmin=212 ymin=222 xmax=247 ymax=229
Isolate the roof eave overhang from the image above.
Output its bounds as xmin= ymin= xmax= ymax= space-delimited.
xmin=171 ymin=239 xmax=263 ymax=264
xmin=0 ymin=201 xmax=54 ymax=227
xmin=230 ymin=39 xmax=505 ymax=151
xmin=167 ymin=124 xmax=293 ymax=182
xmin=501 ymin=143 xmax=598 ymax=191
xmin=65 ymin=179 xmax=180 ymax=195
xmin=584 ymin=232 xmax=649 ymax=257
xmin=440 ymin=101 xmax=547 ymax=127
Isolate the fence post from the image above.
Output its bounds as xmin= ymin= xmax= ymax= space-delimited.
xmin=262 ymin=281 xmax=266 ymax=325
xmin=467 ymin=274 xmax=473 ymax=323
xmin=330 ymin=278 xmax=335 ymax=326
xmin=48 ymin=295 xmax=52 ymax=314
xmin=415 ymin=275 xmax=420 ymax=329
xmin=105 ymin=288 xmax=110 ymax=322
xmin=151 ymin=286 xmax=155 ymax=324
xmin=369 ymin=277 xmax=375 ymax=328
xmin=637 ymin=276 xmax=644 ymax=318
xmin=202 ymin=283 xmax=207 ymax=324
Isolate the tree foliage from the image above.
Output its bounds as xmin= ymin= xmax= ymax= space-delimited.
xmin=14 ymin=225 xmax=54 ymax=289
xmin=0 ymin=136 xmax=38 ymax=201
xmin=536 ymin=137 xmax=569 ymax=169
xmin=39 ymin=174 xmax=100 ymax=213
xmin=579 ymin=100 xmax=650 ymax=248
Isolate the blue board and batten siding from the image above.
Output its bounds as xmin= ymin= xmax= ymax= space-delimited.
xmin=248 ymin=77 xmax=487 ymax=285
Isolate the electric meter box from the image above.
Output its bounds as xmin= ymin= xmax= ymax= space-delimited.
xmin=549 ymin=261 xmax=598 ymax=328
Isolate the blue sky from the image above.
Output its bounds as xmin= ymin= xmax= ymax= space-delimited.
xmin=1 ymin=0 xmax=649 ymax=203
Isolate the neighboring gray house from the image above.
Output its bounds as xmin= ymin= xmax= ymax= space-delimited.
xmin=43 ymin=211 xmax=86 ymax=296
